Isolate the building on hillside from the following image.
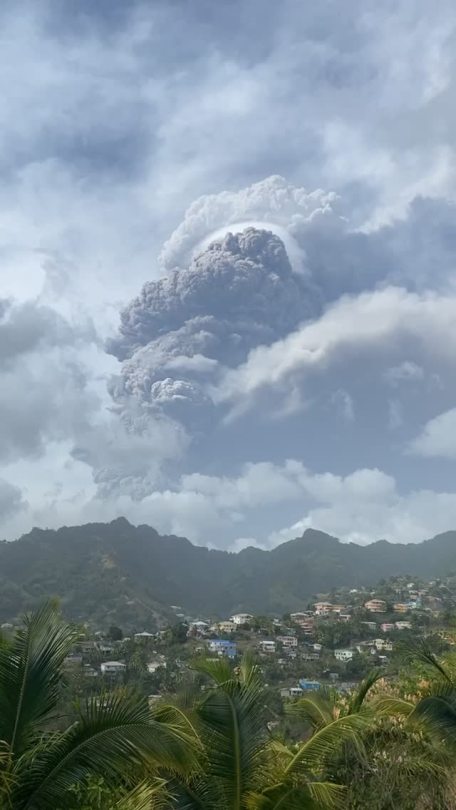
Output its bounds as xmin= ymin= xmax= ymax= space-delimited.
xmin=82 ymin=665 xmax=98 ymax=678
xmin=230 ymin=613 xmax=253 ymax=626
xmin=208 ymin=639 xmax=237 ymax=658
xmin=374 ymin=639 xmax=393 ymax=652
xmin=299 ymin=679 xmax=321 ymax=691
xmin=361 ymin=621 xmax=377 ymax=630
xmin=330 ymin=604 xmax=347 ymax=615
xmin=259 ymin=640 xmax=276 ymax=654
xmin=134 ymin=631 xmax=155 ymax=640
xmin=100 ymin=661 xmax=126 ymax=676
xmin=338 ymin=613 xmax=352 ymax=622
xmin=364 ymin=599 xmax=387 ymax=613
xmin=290 ymin=613 xmax=315 ymax=633
xmin=97 ymin=643 xmax=115 ymax=654
xmin=189 ymin=621 xmax=209 ymax=634
xmin=147 ymin=656 xmax=167 ymax=673
xmin=277 ymin=635 xmax=298 ymax=649
xmin=395 ymin=621 xmax=412 ymax=630
xmin=280 ymin=687 xmax=303 ymax=698
xmin=302 ymin=652 xmax=320 ymax=661
xmin=380 ymin=622 xmax=395 ymax=633
xmin=314 ymin=602 xmax=333 ymax=616
xmin=334 ymin=649 xmax=354 ymax=662
xmin=216 ymin=621 xmax=236 ymax=634
xmin=393 ymin=602 xmax=409 ymax=613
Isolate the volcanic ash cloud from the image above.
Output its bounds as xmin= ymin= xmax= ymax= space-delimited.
xmin=108 ymin=227 xmax=316 ymax=427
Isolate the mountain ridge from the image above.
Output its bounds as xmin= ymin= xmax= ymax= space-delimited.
xmin=1 ymin=518 xmax=456 ymax=626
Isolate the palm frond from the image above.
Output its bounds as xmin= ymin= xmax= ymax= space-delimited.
xmin=0 ymin=601 xmax=76 ymax=754
xmin=116 ymin=779 xmax=168 ymax=810
xmin=410 ymin=694 xmax=456 ymax=744
xmin=398 ymin=639 xmax=453 ymax=684
xmin=283 ymin=713 xmax=368 ymax=778
xmin=14 ymin=690 xmax=198 ymax=809
xmin=373 ymin=696 xmax=416 ymax=717
xmin=287 ymin=692 xmax=336 ymax=730
xmin=348 ymin=669 xmax=382 ymax=714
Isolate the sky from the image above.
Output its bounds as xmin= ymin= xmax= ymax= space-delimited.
xmin=2 ymin=0 xmax=456 ymax=548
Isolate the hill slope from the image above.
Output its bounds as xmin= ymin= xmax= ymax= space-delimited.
xmin=1 ymin=518 xmax=456 ymax=626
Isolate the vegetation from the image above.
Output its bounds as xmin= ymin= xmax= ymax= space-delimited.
xmin=5 ymin=603 xmax=456 ymax=807
xmin=3 ymin=520 xmax=456 ymax=623
xmin=0 ymin=603 xmax=197 ymax=809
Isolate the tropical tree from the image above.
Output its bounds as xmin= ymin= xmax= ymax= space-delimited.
xmin=337 ymin=650 xmax=455 ymax=809
xmin=0 ymin=602 xmax=198 ymax=809
xmin=170 ymin=655 xmax=368 ymax=809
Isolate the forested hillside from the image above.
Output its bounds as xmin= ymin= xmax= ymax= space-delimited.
xmin=2 ymin=518 xmax=456 ymax=625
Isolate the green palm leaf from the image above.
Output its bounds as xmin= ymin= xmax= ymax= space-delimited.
xmin=12 ymin=691 xmax=198 ymax=808
xmin=0 ymin=601 xmax=76 ymax=755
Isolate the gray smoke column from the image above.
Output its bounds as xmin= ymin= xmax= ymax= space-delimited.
xmin=108 ymin=227 xmax=316 ymax=427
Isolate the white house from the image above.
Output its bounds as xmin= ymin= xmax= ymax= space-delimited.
xmin=334 ymin=649 xmax=354 ymax=662
xmin=230 ymin=613 xmax=253 ymax=626
xmin=277 ymin=635 xmax=298 ymax=649
xmin=395 ymin=621 xmax=412 ymax=630
xmin=100 ymin=661 xmax=126 ymax=675
xmin=147 ymin=657 xmax=167 ymax=674
xmin=375 ymin=639 xmax=393 ymax=652
xmin=259 ymin=640 xmax=276 ymax=654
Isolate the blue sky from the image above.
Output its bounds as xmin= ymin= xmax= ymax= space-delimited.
xmin=2 ymin=0 xmax=456 ymax=547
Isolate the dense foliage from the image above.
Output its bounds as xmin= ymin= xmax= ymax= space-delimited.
xmin=4 ymin=604 xmax=456 ymax=807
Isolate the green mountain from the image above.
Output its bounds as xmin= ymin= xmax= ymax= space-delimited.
xmin=1 ymin=518 xmax=456 ymax=626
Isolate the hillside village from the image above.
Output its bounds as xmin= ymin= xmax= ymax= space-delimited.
xmin=15 ymin=572 xmax=455 ymax=705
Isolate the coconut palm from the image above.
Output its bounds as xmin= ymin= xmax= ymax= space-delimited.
xmin=170 ymin=656 xmax=368 ymax=809
xmin=0 ymin=602 xmax=198 ymax=809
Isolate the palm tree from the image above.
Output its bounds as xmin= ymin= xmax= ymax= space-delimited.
xmin=170 ymin=655 xmax=368 ymax=809
xmin=0 ymin=602 xmax=198 ymax=809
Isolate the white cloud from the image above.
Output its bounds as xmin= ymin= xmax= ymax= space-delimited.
xmin=213 ymin=287 xmax=456 ymax=408
xmin=410 ymin=408 xmax=456 ymax=459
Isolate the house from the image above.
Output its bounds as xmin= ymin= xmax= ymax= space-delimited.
xmin=374 ymin=639 xmax=393 ymax=652
xmin=280 ymin=687 xmax=303 ymax=698
xmin=100 ymin=661 xmax=126 ymax=676
xmin=134 ymin=631 xmax=155 ymax=641
xmin=82 ymin=664 xmax=98 ymax=678
xmin=277 ymin=635 xmax=298 ymax=649
xmin=331 ymin=605 xmax=347 ymax=615
xmin=314 ymin=601 xmax=333 ymax=616
xmin=216 ymin=621 xmax=236 ymax=634
xmin=97 ymin=643 xmax=115 ymax=654
xmin=208 ymin=640 xmax=237 ymax=658
xmin=395 ymin=621 xmax=412 ymax=630
xmin=393 ymin=602 xmax=409 ymax=613
xmin=259 ymin=640 xmax=276 ymax=654
xmin=380 ymin=623 xmax=395 ymax=633
xmin=290 ymin=613 xmax=314 ymax=634
xmin=334 ymin=649 xmax=354 ymax=662
xmin=299 ymin=679 xmax=321 ymax=691
xmin=302 ymin=652 xmax=320 ymax=661
xmin=230 ymin=613 xmax=253 ymax=626
xmin=147 ymin=656 xmax=167 ymax=674
xmin=338 ymin=613 xmax=352 ymax=623
xmin=188 ymin=621 xmax=209 ymax=636
xmin=361 ymin=621 xmax=377 ymax=630
xmin=364 ymin=599 xmax=387 ymax=613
